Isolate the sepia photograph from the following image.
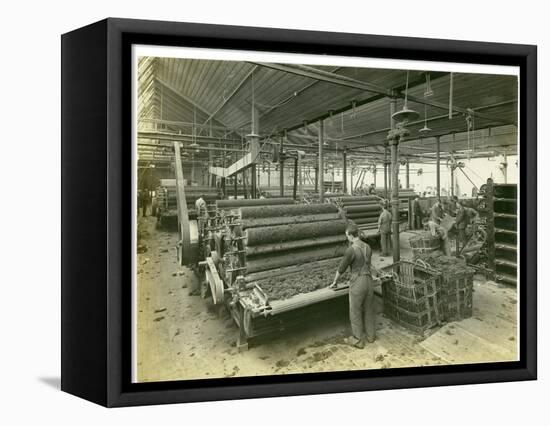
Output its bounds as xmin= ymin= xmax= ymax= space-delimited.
xmin=132 ymin=46 xmax=519 ymax=383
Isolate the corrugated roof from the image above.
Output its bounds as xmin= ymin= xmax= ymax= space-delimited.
xmin=137 ymin=56 xmax=518 ymax=167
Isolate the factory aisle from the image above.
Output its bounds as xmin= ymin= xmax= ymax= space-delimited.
xmin=136 ymin=219 xmax=517 ymax=382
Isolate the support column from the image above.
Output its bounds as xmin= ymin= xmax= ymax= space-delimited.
xmin=342 ymin=149 xmax=348 ymax=194
xmin=388 ymin=98 xmax=397 ymax=197
xmin=350 ymin=165 xmax=354 ymax=195
xmin=234 ymin=175 xmax=237 ymax=199
xmin=251 ymin=164 xmax=257 ymax=199
xmin=436 ymin=136 xmax=441 ymax=200
xmin=390 ymin=137 xmax=400 ymax=263
xmin=384 ymin=147 xmax=388 ymax=198
xmin=249 ymin=102 xmax=259 ymax=199
xmin=405 ymin=159 xmax=410 ymax=189
xmin=450 ymin=158 xmax=455 ymax=197
xmin=208 ymin=126 xmax=214 ymax=187
xmin=373 ymin=165 xmax=377 ymax=187
xmin=242 ymin=170 xmax=248 ymax=199
xmin=267 ymin=165 xmax=271 ymax=188
xmin=221 ymin=177 xmax=226 ymax=199
xmin=293 ymin=157 xmax=298 ymax=200
xmin=314 ymin=166 xmax=319 ymax=193
xmin=318 ymin=120 xmax=325 ymax=202
xmin=279 ymin=135 xmax=284 ymax=197
xmin=191 ymin=153 xmax=195 ymax=183
xmin=298 ymin=153 xmax=304 ymax=201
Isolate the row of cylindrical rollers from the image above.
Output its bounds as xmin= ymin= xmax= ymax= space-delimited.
xmin=239 ymin=203 xmax=337 ymax=219
xmin=215 ymin=197 xmax=294 ymax=209
xmin=240 ymin=212 xmax=342 ymax=229
xmin=345 ymin=211 xmax=380 ymax=219
xmin=245 ymin=219 xmax=346 ymax=246
xmin=245 ymin=243 xmax=347 ymax=274
xmin=343 ymin=204 xmax=382 ymax=214
xmin=339 ymin=196 xmax=380 ymax=203
xmin=245 ymin=234 xmax=346 ymax=256
xmin=341 ymin=201 xmax=382 ymax=208
xmin=351 ymin=217 xmax=379 ymax=225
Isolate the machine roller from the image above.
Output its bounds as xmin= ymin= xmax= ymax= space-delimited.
xmin=200 ymin=202 xmax=352 ymax=350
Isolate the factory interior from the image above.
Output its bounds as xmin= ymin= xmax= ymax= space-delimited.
xmin=135 ymin=56 xmax=519 ymax=383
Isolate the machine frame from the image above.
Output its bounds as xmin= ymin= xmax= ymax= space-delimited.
xmin=61 ymin=18 xmax=537 ymax=407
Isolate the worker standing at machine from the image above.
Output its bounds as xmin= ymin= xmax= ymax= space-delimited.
xmin=378 ymin=201 xmax=392 ymax=256
xmin=195 ymin=194 xmax=209 ymax=234
xmin=368 ymin=183 xmax=376 ymax=195
xmin=330 ymin=222 xmax=376 ymax=349
xmin=430 ymin=199 xmax=444 ymax=224
xmin=455 ymin=201 xmax=467 ymax=253
xmin=455 ymin=202 xmax=480 ymax=253
xmin=143 ymin=189 xmax=151 ymax=217
xmin=425 ymin=217 xmax=451 ymax=256
xmin=413 ymin=195 xmax=424 ymax=230
xmin=137 ymin=189 xmax=143 ymax=217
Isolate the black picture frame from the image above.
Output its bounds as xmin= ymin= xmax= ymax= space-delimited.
xmin=61 ymin=18 xmax=537 ymax=407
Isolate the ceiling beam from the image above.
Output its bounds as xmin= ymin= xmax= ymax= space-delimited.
xmin=156 ymin=78 xmax=244 ymax=139
xmin=253 ymin=63 xmax=515 ymax=127
xmin=292 ymin=64 xmax=516 ymax=126
xmin=342 ymin=100 xmax=518 ymax=142
xmin=203 ymin=65 xmax=258 ymax=125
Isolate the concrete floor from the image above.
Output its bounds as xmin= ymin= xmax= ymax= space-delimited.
xmin=135 ymin=217 xmax=518 ymax=383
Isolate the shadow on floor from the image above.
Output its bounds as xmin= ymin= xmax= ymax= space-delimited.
xmin=38 ymin=377 xmax=61 ymax=390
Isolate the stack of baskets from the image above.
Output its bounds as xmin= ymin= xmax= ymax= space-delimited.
xmin=415 ymin=255 xmax=475 ymax=322
xmin=381 ymin=261 xmax=442 ymax=334
xmin=382 ymin=256 xmax=476 ymax=334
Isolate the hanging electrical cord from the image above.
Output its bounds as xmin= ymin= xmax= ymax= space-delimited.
xmin=392 ymin=70 xmax=419 ymax=124
xmin=449 ymin=72 xmax=454 ymax=120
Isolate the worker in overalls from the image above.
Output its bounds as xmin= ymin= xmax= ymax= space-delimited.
xmin=454 ymin=201 xmax=467 ymax=253
xmin=426 ymin=218 xmax=451 ymax=256
xmin=455 ymin=202 xmax=480 ymax=253
xmin=430 ymin=199 xmax=444 ymax=224
xmin=413 ymin=196 xmax=424 ymax=230
xmin=378 ymin=201 xmax=392 ymax=256
xmin=330 ymin=223 xmax=376 ymax=349
xmin=195 ymin=194 xmax=209 ymax=234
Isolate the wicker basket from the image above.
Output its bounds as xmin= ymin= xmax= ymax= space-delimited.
xmin=381 ymin=261 xmax=442 ymax=334
xmin=439 ymin=269 xmax=474 ymax=322
xmin=414 ymin=256 xmax=475 ymax=322
xmin=409 ymin=232 xmax=440 ymax=259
